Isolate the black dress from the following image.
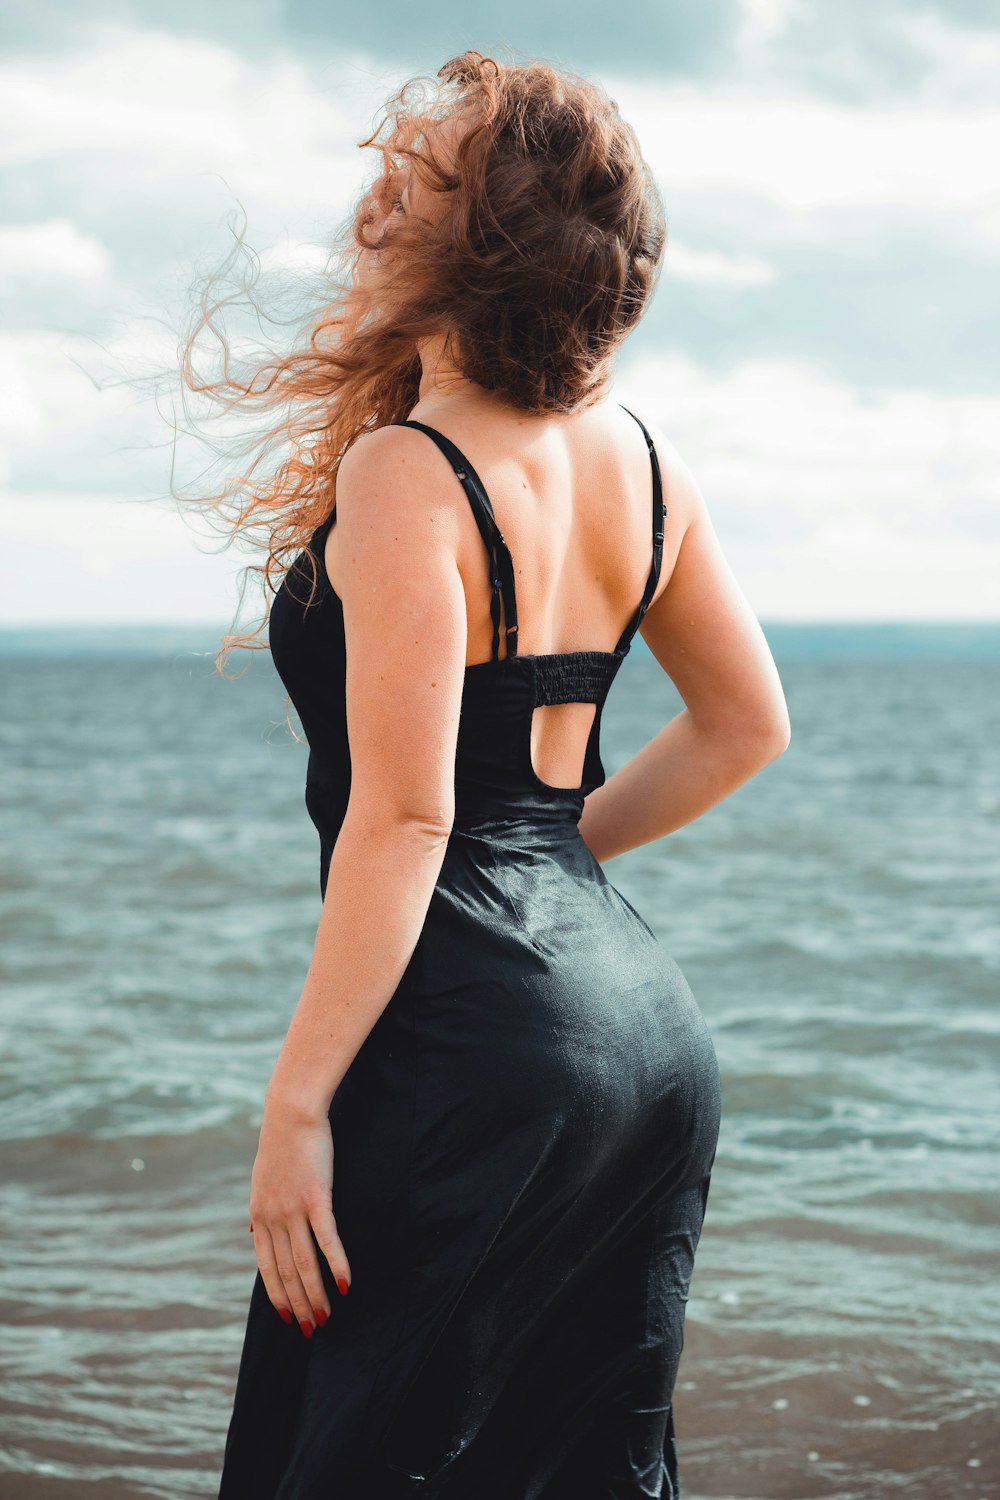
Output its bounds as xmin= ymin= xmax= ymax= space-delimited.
xmin=218 ymin=405 xmax=722 ymax=1500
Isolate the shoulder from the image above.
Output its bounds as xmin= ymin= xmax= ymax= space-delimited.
xmin=331 ymin=425 xmax=470 ymax=608
xmin=334 ymin=424 xmax=467 ymax=541
xmin=616 ymin=403 xmax=707 ymax=535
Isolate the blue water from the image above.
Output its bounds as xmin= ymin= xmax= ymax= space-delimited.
xmin=1 ymin=623 xmax=998 ymax=1499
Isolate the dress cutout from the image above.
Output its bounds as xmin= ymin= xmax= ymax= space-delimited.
xmin=218 ymin=404 xmax=722 ymax=1500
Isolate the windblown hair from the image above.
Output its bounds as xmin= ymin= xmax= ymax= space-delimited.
xmin=171 ymin=48 xmax=666 ymax=672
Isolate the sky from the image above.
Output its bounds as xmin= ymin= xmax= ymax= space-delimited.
xmin=2 ymin=0 xmax=999 ymax=625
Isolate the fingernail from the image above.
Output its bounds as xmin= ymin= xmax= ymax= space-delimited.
xmin=277 ymin=1306 xmax=293 ymax=1324
xmin=299 ymin=1319 xmax=314 ymax=1339
xmin=337 ymin=1277 xmax=350 ymax=1297
xmin=313 ymin=1306 xmax=328 ymax=1327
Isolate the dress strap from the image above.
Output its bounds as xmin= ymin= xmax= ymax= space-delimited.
xmin=395 ymin=419 xmax=519 ymax=661
xmin=613 ymin=404 xmax=666 ymax=655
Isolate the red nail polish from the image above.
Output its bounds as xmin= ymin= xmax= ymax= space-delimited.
xmin=337 ymin=1277 xmax=350 ymax=1297
xmin=299 ymin=1318 xmax=314 ymax=1339
xmin=313 ymin=1306 xmax=328 ymax=1327
xmin=277 ymin=1306 xmax=293 ymax=1324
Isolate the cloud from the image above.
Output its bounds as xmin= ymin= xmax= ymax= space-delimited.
xmin=618 ymin=350 xmax=1000 ymax=545
xmin=0 ymin=0 xmax=742 ymax=78
xmin=3 ymin=334 xmax=997 ymax=624
xmin=4 ymin=23 xmax=996 ymax=395
xmin=0 ymin=23 xmax=388 ymax=280
xmin=664 ymin=241 xmax=778 ymax=287
xmin=0 ymin=219 xmax=112 ymax=290
xmin=0 ymin=326 xmax=176 ymax=496
xmin=615 ymin=352 xmax=1000 ymax=619
xmin=625 ymin=83 xmax=1000 ymax=229
xmin=0 ymin=492 xmax=246 ymax=625
xmin=8 ymin=0 xmax=998 ymax=104
xmin=2 ymin=7 xmax=998 ymax=620
xmin=648 ymin=227 xmax=1000 ymax=397
xmin=8 ymin=19 xmax=997 ymax=228
xmin=753 ymin=0 xmax=1000 ymax=105
xmin=257 ymin=235 xmax=334 ymax=274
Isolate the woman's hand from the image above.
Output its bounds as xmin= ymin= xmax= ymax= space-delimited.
xmin=248 ymin=1090 xmax=353 ymax=1338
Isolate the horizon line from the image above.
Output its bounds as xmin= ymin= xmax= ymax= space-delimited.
xmin=3 ymin=618 xmax=1000 ymax=632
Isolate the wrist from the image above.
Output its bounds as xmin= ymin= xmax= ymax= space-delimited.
xmin=264 ymin=1065 xmax=333 ymax=1126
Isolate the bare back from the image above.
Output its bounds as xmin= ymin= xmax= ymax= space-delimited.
xmin=325 ymin=398 xmax=676 ymax=790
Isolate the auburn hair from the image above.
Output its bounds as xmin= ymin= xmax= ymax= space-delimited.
xmin=171 ymin=48 xmax=666 ymax=673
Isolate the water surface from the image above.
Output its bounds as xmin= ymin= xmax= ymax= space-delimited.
xmin=1 ymin=623 xmax=997 ymax=1499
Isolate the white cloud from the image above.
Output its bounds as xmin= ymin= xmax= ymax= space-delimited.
xmin=899 ymin=10 xmax=1000 ymax=108
xmin=0 ymin=328 xmax=173 ymax=496
xmin=3 ymin=17 xmax=999 ymax=622
xmin=6 ymin=24 xmax=999 ymax=242
xmin=738 ymin=0 xmax=802 ymax=47
xmin=0 ymin=492 xmax=244 ymax=625
xmin=622 ymin=80 xmax=1000 ymax=246
xmin=2 ymin=352 xmax=996 ymax=625
xmin=617 ymin=352 xmax=1000 ymax=617
xmin=664 ymin=240 xmax=778 ymax=287
xmin=694 ymin=520 xmax=1000 ymax=621
xmin=0 ymin=219 xmax=112 ymax=289
xmin=0 ymin=24 xmax=375 ymax=220
xmin=258 ymin=235 xmax=333 ymax=274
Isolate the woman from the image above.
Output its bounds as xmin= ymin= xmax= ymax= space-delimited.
xmin=213 ymin=49 xmax=790 ymax=1500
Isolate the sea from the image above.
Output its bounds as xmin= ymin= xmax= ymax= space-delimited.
xmin=1 ymin=621 xmax=997 ymax=1500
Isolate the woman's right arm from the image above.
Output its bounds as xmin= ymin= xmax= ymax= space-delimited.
xmin=578 ymin=423 xmax=792 ymax=864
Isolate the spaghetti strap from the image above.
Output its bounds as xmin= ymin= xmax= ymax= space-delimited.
xmin=614 ymin=404 xmax=667 ymax=655
xmin=396 ymin=419 xmax=519 ymax=662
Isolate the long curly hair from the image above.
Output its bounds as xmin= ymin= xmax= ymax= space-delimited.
xmin=170 ymin=48 xmax=666 ymax=673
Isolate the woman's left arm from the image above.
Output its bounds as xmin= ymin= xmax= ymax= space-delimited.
xmin=248 ymin=426 xmax=469 ymax=1335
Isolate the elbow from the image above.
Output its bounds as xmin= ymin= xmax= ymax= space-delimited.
xmin=752 ymin=713 xmax=792 ymax=763
xmin=344 ymin=794 xmax=455 ymax=847
xmin=404 ymin=808 xmax=456 ymax=848
xmin=709 ymin=707 xmax=789 ymax=767
xmin=696 ymin=710 xmax=791 ymax=768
